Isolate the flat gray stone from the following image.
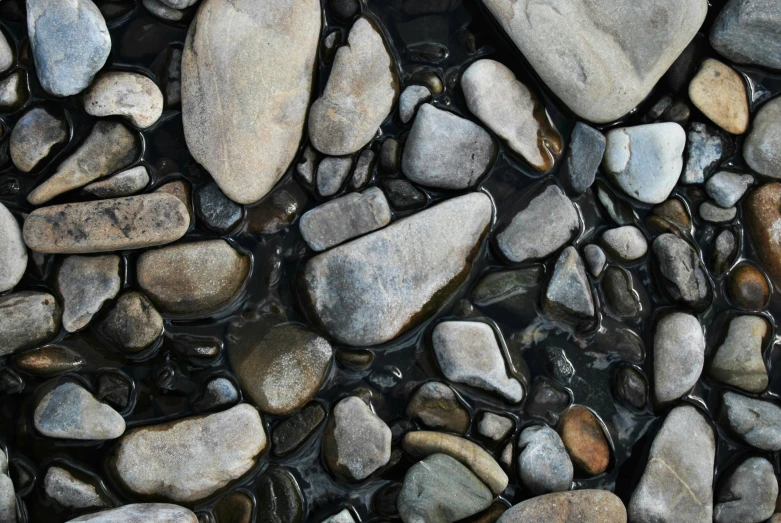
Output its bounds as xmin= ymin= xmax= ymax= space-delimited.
xmin=517 ymin=425 xmax=573 ymax=495
xmin=34 ymin=381 xmax=125 ymax=440
xmin=405 ymin=381 xmax=470 ymax=434
xmin=24 ymin=193 xmax=189 ymax=254
xmin=399 ymin=84 xmax=431 ymax=123
xmin=95 ymin=291 xmax=163 ymax=353
xmin=652 ymin=233 xmax=713 ymax=311
xmin=562 ymin=122 xmax=606 ymax=194
xmin=653 ymin=312 xmax=705 ymax=405
xmin=349 ymin=149 xmax=375 ymax=190
xmin=603 ymin=123 xmax=686 ymax=204
xmin=709 ymin=315 xmax=769 ymax=393
xmin=10 ymin=107 xmax=68 ymax=172
xmin=700 ymin=201 xmax=737 ymax=223
xmin=706 ymin=171 xmax=753 ymax=207
xmin=300 ymin=187 xmax=391 ymax=251
xmin=316 ymin=156 xmax=353 ymax=197
xmin=308 ymin=17 xmax=398 ymax=156
xmin=84 ymin=72 xmax=164 ymax=128
xmin=56 ymin=255 xmax=120 ymax=332
xmin=583 ymin=244 xmax=606 ymax=277
xmin=711 ymin=0 xmax=781 ymax=70
xmin=461 ymin=59 xmax=561 ymax=171
xmin=67 ymin=504 xmax=197 ymax=522
xmin=111 ymin=404 xmax=266 ymax=503
xmin=27 ymin=121 xmax=140 ymax=205
xmin=84 ymin=166 xmax=149 ymax=198
xmin=0 ymin=203 xmax=26 ymax=293
xmin=27 ymin=0 xmax=111 ymax=97
xmin=496 ymin=185 xmax=579 ymax=264
xmin=682 ymin=122 xmax=732 ymax=184
xmin=478 ymin=413 xmax=513 ymax=441
xmin=0 ymin=291 xmax=61 ymax=357
xmin=744 ymin=97 xmax=781 ymax=179
xmin=721 ymin=392 xmax=781 ymax=451
xmin=44 ymin=466 xmax=109 ymax=510
xmin=601 ymin=225 xmax=647 ymax=261
xmin=432 ymin=321 xmax=522 ymax=402
xmin=182 ymin=0 xmax=320 ymax=204
xmin=542 ymin=246 xmax=595 ymax=330
xmin=629 ymin=405 xmax=715 ymax=523
xmin=482 ymin=0 xmax=707 ymax=123
xmin=714 ymin=457 xmax=778 ymax=523
xmin=300 ymin=192 xmax=492 ymax=346
xmin=402 ymin=104 xmax=495 ymax=189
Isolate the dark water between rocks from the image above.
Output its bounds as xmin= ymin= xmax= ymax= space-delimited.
xmin=1 ymin=0 xmax=781 ymax=521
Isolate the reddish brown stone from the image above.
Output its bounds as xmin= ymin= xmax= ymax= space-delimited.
xmin=558 ymin=405 xmax=610 ymax=476
xmin=745 ymin=183 xmax=781 ymax=288
xmin=728 ymin=264 xmax=770 ymax=310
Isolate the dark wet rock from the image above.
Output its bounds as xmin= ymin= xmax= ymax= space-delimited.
xmin=10 ymin=106 xmax=68 ymax=172
xmin=667 ymin=39 xmax=701 ymax=92
xmin=470 ymin=266 xmax=544 ymax=315
xmin=160 ymin=46 xmax=181 ymax=107
xmin=213 ymin=492 xmax=253 ymax=523
xmin=461 ymin=59 xmax=561 ymax=172
xmin=379 ymin=138 xmax=400 ymax=174
xmin=699 ymin=201 xmax=736 ymax=223
xmin=170 ymin=335 xmax=221 ymax=360
xmin=309 ymin=17 xmax=398 ymax=156
xmin=96 ymin=291 xmax=163 ymax=353
xmin=246 ymin=189 xmax=300 ymax=235
xmin=300 ymin=193 xmax=491 ymax=346
xmin=328 ymin=0 xmax=359 ymax=21
xmin=34 ymin=380 xmax=125 ymax=440
xmin=323 ymin=396 xmax=391 ymax=481
xmin=44 ymin=466 xmax=111 ymax=510
xmin=496 ymin=185 xmax=579 ymax=264
xmin=397 ymin=453 xmax=492 ymax=523
xmin=601 ymin=266 xmax=642 ymax=318
xmin=518 ymin=425 xmax=573 ymax=495
xmin=0 ymin=70 xmax=27 ymax=111
xmin=136 ymin=240 xmax=250 ymax=315
xmin=497 ymin=490 xmax=626 ymax=523
xmin=745 ymin=97 xmax=781 ymax=179
xmin=111 ymin=404 xmax=266 ymax=503
xmin=195 ymin=377 xmax=239 ymax=411
xmin=714 ymin=457 xmax=777 ymax=523
xmin=688 ymin=59 xmax=749 ymax=135
xmin=661 ymin=100 xmax=691 ymax=126
xmin=27 ymin=0 xmax=111 ymax=97
xmin=711 ymin=0 xmax=781 ymax=70
xmin=399 ymin=85 xmax=431 ymax=124
xmin=195 ymin=182 xmax=243 ymax=234
xmin=596 ymin=183 xmax=636 ymax=226
xmin=583 ymin=245 xmax=606 ymax=277
xmin=542 ymin=247 xmax=595 ymax=330
xmin=561 ymin=122 xmax=605 ymax=194
xmin=0 ymin=292 xmax=61 ymax=357
xmin=720 ymin=392 xmax=781 ymax=451
xmin=84 ymin=71 xmax=164 ymax=128
xmin=271 ymin=402 xmax=327 ymax=458
xmin=613 ymin=366 xmax=647 ymax=410
xmin=601 ymin=226 xmax=647 ymax=262
xmin=336 ymin=348 xmax=374 ymax=370
xmin=594 ymin=323 xmax=645 ymax=362
xmin=525 ymin=380 xmax=570 ymax=425
xmin=380 ymin=177 xmax=427 ymax=211
xmin=477 ymin=413 xmax=513 ymax=442
xmin=557 ymin=405 xmax=610 ymax=476
xmin=228 ymin=319 xmax=332 ymax=415
xmin=543 ymin=346 xmax=575 ymax=383
xmin=653 ymin=312 xmax=705 ymax=405
xmin=0 ymin=203 xmax=25 ymax=293
xmin=405 ymin=381 xmax=469 ymax=434
xmin=56 ymin=255 xmax=120 ymax=332
xmin=13 ymin=345 xmax=84 ymax=376
xmin=706 ymin=171 xmax=753 ymax=208
xmin=0 ymin=368 xmax=23 ymax=394
xmin=712 ymin=229 xmax=738 ymax=275
xmin=682 ymin=122 xmax=733 ymax=184
xmin=348 ymin=149 xmax=376 ymax=190
xmin=652 ymin=234 xmax=713 ymax=312
xmin=745 ymin=183 xmax=781 ymax=287
xmin=374 ymin=483 xmax=401 ymax=517
xmin=84 ymin=166 xmax=150 ymax=198
xmin=27 ymin=121 xmax=140 ymax=205
xmin=402 ymin=104 xmax=495 ymax=189
xmin=728 ymin=264 xmax=770 ymax=310
xmin=96 ymin=371 xmax=133 ymax=410
xmin=317 ymin=156 xmax=353 ymax=197
xmin=629 ymin=405 xmax=715 ymax=523
xmin=67 ymin=503 xmax=198 ymax=522
xmin=256 ymin=467 xmax=303 ymax=523
xmin=433 ymin=321 xmax=522 ymax=402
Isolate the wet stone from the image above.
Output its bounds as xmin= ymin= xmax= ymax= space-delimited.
xmin=557 ymin=405 xmax=610 ymax=476
xmin=517 ymin=425 xmax=573 ymax=495
xmin=271 ymin=402 xmax=327 ymax=458
xmin=336 ymin=349 xmax=374 ymax=370
xmin=213 ymin=492 xmax=253 ymax=523
xmin=156 ymin=180 xmax=193 ymax=223
xmin=296 ymin=145 xmax=318 ymax=186
xmin=497 ymin=490 xmax=626 ymax=523
xmin=601 ymin=266 xmax=642 ymax=319
xmin=596 ymin=183 xmax=636 ymax=226
xmin=95 ymin=291 xmax=164 ymax=353
xmin=706 ymin=171 xmax=753 ymax=208
xmin=142 ymin=0 xmax=185 ymax=22
xmin=711 ymin=0 xmax=781 ymax=70
xmin=246 ymin=189 xmax=300 ymax=235
xmin=600 ymin=226 xmax=647 ymax=262
xmin=348 ymin=149 xmax=376 ymax=190
xmin=652 ymin=234 xmax=713 ymax=312
xmin=380 ymin=177 xmax=426 ymax=211
xmin=56 ymin=255 xmax=120 ymax=332
xmin=13 ymin=345 xmax=84 ymax=376
xmin=321 ymin=509 xmax=356 ymax=523
xmin=84 ymin=165 xmax=150 ymax=199
xmin=10 ymin=106 xmax=68 ymax=172
xmin=84 ymin=71 xmax=164 ymax=128
xmin=0 ymin=467 xmax=14 ymax=523
xmin=720 ymin=392 xmax=781 ymax=451
xmin=744 ymin=97 xmax=781 ymax=179
xmin=0 ymin=32 xmax=11 ymax=73
xmin=682 ymin=122 xmax=733 ymax=184
xmin=594 ymin=322 xmax=645 ymax=363
xmin=542 ymin=247 xmax=596 ymax=330
xmin=96 ymin=371 xmax=133 ymax=410
xmin=328 ymin=0 xmax=360 ymax=22
xmin=0 ymin=292 xmax=61 ymax=357
xmin=477 ymin=413 xmax=513 ymax=442
xmin=525 ymin=380 xmax=570 ymax=425
xmin=745 ymin=183 xmax=781 ymax=287
xmin=256 ymin=468 xmax=303 ymax=523
xmin=714 ymin=457 xmax=778 ymax=523
xmin=196 ymin=377 xmax=239 ymax=411
xmin=399 ymin=84 xmax=431 ymax=124
xmin=470 ymin=266 xmax=544 ymax=314
xmin=561 ymin=122 xmax=605 ymax=194
xmin=34 ymin=380 xmax=126 ymax=440
xmin=583 ymin=245 xmax=606 ymax=277
xmin=405 ymin=381 xmax=470 ymax=434
xmin=728 ymin=265 xmax=770 ymax=310
xmin=0 ymin=70 xmax=27 ymax=112
xmin=613 ymin=366 xmax=647 ymax=410
xmin=317 ymin=156 xmax=353 ymax=197
xmin=543 ymin=346 xmax=575 ymax=383
xmin=0 ymin=202 xmax=26 ymax=293
xmin=700 ymin=201 xmax=736 ymax=223
xmin=195 ymin=182 xmax=243 ymax=234
xmin=653 ymin=312 xmax=705 ymax=405
xmin=161 ymin=46 xmax=182 ymax=107
xmin=712 ymin=229 xmax=738 ymax=275
xmin=66 ymin=503 xmax=198 ymax=522
xmin=44 ymin=466 xmax=110 ymax=510
xmin=379 ymin=138 xmax=400 ymax=174
xmin=689 ymin=58 xmax=749 ymax=135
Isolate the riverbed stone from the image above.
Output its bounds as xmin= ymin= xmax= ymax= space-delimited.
xmin=182 ymin=0 xmax=320 ymax=204
xmin=0 ymin=70 xmax=26 ymax=111
xmin=628 ymin=405 xmax=715 ymax=523
xmin=682 ymin=122 xmax=733 ymax=184
xmin=603 ymin=123 xmax=686 ymax=204
xmin=745 ymin=183 xmax=781 ymax=287
xmin=27 ymin=0 xmax=111 ymax=97
xmin=558 ymin=406 xmax=610 ymax=476
xmin=96 ymin=291 xmax=164 ymax=353
xmin=256 ymin=467 xmax=303 ymax=523
xmin=478 ymin=413 xmax=513 ymax=442
xmin=711 ymin=0 xmax=781 ymax=70
xmin=689 ymin=59 xmax=749 ymax=135
xmin=713 ymin=230 xmax=738 ymax=275
xmin=0 ymin=471 xmax=14 ymax=523
xmin=142 ymin=0 xmax=185 ymax=21
xmin=271 ymin=402 xmax=327 ymax=457
xmin=0 ymin=292 xmax=61 ymax=357
xmin=652 ymin=233 xmax=713 ymax=312
xmin=194 ymin=182 xmax=243 ymax=234
xmin=10 ymin=106 xmax=68 ymax=172
xmin=402 ymin=104 xmax=496 ymax=189
xmin=601 ymin=226 xmax=647 ymax=262
xmin=24 ymin=193 xmax=189 ymax=254
xmin=653 ymin=312 xmax=705 ymax=405
xmin=706 ymin=171 xmax=753 ymax=208
xmin=67 ymin=504 xmax=198 ymax=523
xmin=561 ymin=123 xmax=605 ymax=194
xmin=497 ymin=490 xmax=626 ymax=523
xmin=299 ymin=192 xmax=491 ymax=346
xmin=136 ymin=240 xmax=249 ymax=316
xmin=34 ymin=380 xmax=126 ymax=440
xmin=700 ymin=201 xmax=737 ymax=223
xmin=728 ymin=264 xmax=770 ymax=309
xmin=0 ymin=203 xmax=26 ymax=293
xmin=405 ymin=381 xmax=469 ymax=434
xmin=56 ymin=255 xmax=120 ymax=332
xmin=317 ymin=156 xmax=353 ymax=197
xmin=584 ymin=245 xmax=606 ymax=277
xmin=44 ymin=466 xmax=110 ymax=510
xmin=399 ymin=84 xmax=431 ymax=123
xmin=461 ymin=59 xmax=561 ymax=171
xmin=720 ymin=392 xmax=781 ymax=451
xmin=0 ymin=32 xmax=11 ymax=73
xmin=614 ymin=366 xmax=647 ymax=410
xmin=542 ymin=247 xmax=595 ymax=330
xmin=482 ymin=0 xmax=707 ymax=124
xmin=13 ymin=345 xmax=84 ymax=376
xmin=714 ymin=457 xmax=777 ymax=523
xmin=709 ymin=315 xmax=769 ymax=393
xmin=84 ymin=72 xmax=164 ymax=128
xmin=744 ymin=97 xmax=781 ymax=179
xmin=309 ymin=16 xmax=398 ymax=156
xmin=84 ymin=165 xmax=149 ymax=198
xmin=517 ymin=425 xmax=573 ymax=494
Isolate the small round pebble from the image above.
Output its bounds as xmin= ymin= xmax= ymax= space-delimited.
xmin=728 ymin=264 xmax=770 ymax=310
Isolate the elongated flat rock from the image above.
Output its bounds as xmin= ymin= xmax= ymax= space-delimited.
xmin=498 ymin=490 xmax=626 ymax=523
xmin=299 ymin=193 xmax=492 ymax=346
xmin=0 ymin=291 xmax=61 ymax=357
xmin=24 ymin=193 xmax=189 ymax=254
xmin=67 ymin=503 xmax=197 ymax=522
xmin=182 ymin=0 xmax=320 ymax=204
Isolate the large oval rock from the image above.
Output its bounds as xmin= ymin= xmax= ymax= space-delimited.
xmin=745 ymin=182 xmax=781 ymax=288
xmin=720 ymin=392 xmax=781 ymax=451
xmin=299 ymin=193 xmax=492 ymax=346
xmin=0 ymin=291 xmax=61 ymax=357
xmin=110 ymin=404 xmax=266 ymax=503
xmin=182 ymin=0 xmax=320 ymax=204
xmin=136 ymin=240 xmax=249 ymax=316
xmin=714 ymin=457 xmax=778 ymax=523
xmin=497 ymin=490 xmax=626 ymax=523
xmin=67 ymin=503 xmax=197 ymax=522
xmin=34 ymin=380 xmax=126 ymax=440
xmin=711 ymin=0 xmax=781 ymax=70
xmin=653 ymin=312 xmax=705 ymax=405
xmin=308 ymin=16 xmax=398 ymax=156
xmin=0 ymin=203 xmax=26 ymax=293
xmin=744 ymin=97 xmax=781 ymax=179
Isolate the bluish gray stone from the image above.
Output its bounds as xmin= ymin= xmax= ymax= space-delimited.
xmin=682 ymin=122 xmax=732 ymax=184
xmin=706 ymin=171 xmax=753 ymax=207
xmin=601 ymin=225 xmax=647 ymax=261
xmin=652 ymin=233 xmax=713 ymax=312
xmin=197 ymin=377 xmax=239 ymax=411
xmin=562 ymin=122 xmax=605 ymax=194
xmin=517 ymin=425 xmax=573 ymax=495
xmin=653 ymin=312 xmax=705 ymax=405
xmin=317 ymin=156 xmax=353 ymax=197
xmin=399 ymin=85 xmax=431 ymax=124
xmin=721 ymin=392 xmax=781 ymax=451
xmin=56 ymin=255 xmax=120 ymax=332
xmin=711 ymin=0 xmax=781 ymax=70
xmin=0 ymin=203 xmax=26 ymax=293
xmin=744 ymin=97 xmax=781 ymax=179
xmin=699 ymin=201 xmax=737 ymax=223
xmin=95 ymin=291 xmax=163 ymax=353
xmin=583 ymin=244 xmax=606 ymax=277
xmin=34 ymin=381 xmax=126 ymax=440
xmin=542 ymin=247 xmax=595 ymax=330
xmin=714 ymin=457 xmax=778 ymax=523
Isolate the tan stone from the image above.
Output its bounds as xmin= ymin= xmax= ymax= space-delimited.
xmin=689 ymin=58 xmax=749 ymax=134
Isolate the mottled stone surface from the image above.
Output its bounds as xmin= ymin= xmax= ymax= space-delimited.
xmin=721 ymin=392 xmax=781 ymax=451
xmin=714 ymin=457 xmax=778 ymax=523
xmin=13 ymin=345 xmax=84 ymax=376
xmin=745 ymin=183 xmax=781 ymax=287
xmin=689 ymin=59 xmax=749 ymax=134
xmin=316 ymin=156 xmax=353 ymax=197
xmin=517 ymin=425 xmax=573 ymax=495
xmin=652 ymin=234 xmax=713 ymax=312
xmin=0 ymin=70 xmax=27 ymax=111
xmin=34 ymin=381 xmax=126 ymax=440
xmin=682 ymin=122 xmax=733 ymax=185
xmin=478 ymin=413 xmax=513 ymax=442
xmin=405 ymin=382 xmax=469 ymax=433
xmin=744 ymin=97 xmax=781 ymax=179
xmin=562 ymin=123 xmax=605 ymax=194
xmin=584 ymin=245 xmax=606 ymax=277
xmin=0 ymin=203 xmax=26 ymax=293
xmin=96 ymin=291 xmax=164 ymax=353
xmin=706 ymin=171 xmax=753 ymax=208
xmin=497 ymin=490 xmax=627 ymax=523
xmin=558 ymin=406 xmax=610 ymax=476
xmin=728 ymin=264 xmax=770 ymax=309
xmin=182 ymin=0 xmax=320 ymax=204
xmin=84 ymin=72 xmax=164 ymax=128
xmin=601 ymin=226 xmax=647 ymax=261
xmin=0 ymin=32 xmax=12 ymax=73
xmin=271 ymin=403 xmax=327 ymax=457
xmin=0 ymin=471 xmax=15 ymax=523
xmin=194 ymin=182 xmax=243 ymax=234
xmin=84 ymin=166 xmax=150 ymax=199
xmin=711 ymin=0 xmax=781 ymax=70
xmin=699 ymin=201 xmax=737 ymax=223
xmin=44 ymin=466 xmax=110 ymax=509
xmin=10 ymin=106 xmax=68 ymax=172
xmin=709 ymin=315 xmax=769 ymax=393
xmin=399 ymin=84 xmax=431 ymax=123
xmin=67 ymin=504 xmax=198 ymax=522
xmin=542 ymin=247 xmax=595 ymax=330
xmin=653 ymin=312 xmax=705 ymax=405
xmin=0 ymin=292 xmax=61 ymax=357
xmin=256 ymin=467 xmax=303 ymax=523
xmin=56 ymin=255 xmax=120 ymax=332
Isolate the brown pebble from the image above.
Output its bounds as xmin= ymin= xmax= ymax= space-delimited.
xmin=648 ymin=198 xmax=690 ymax=235
xmin=13 ymin=345 xmax=84 ymax=376
xmin=156 ymin=179 xmax=193 ymax=224
xmin=745 ymin=183 xmax=781 ymax=288
xmin=245 ymin=188 xmax=302 ymax=235
xmin=558 ymin=405 xmax=610 ymax=476
xmin=213 ymin=491 xmax=253 ymax=523
xmin=461 ymin=501 xmax=508 ymax=523
xmin=728 ymin=264 xmax=770 ymax=309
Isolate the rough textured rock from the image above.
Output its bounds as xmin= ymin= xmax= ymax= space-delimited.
xmin=496 ymin=185 xmax=579 ymax=264
xmin=111 ymin=404 xmax=266 ymax=503
xmin=728 ymin=264 xmax=770 ymax=309
xmin=271 ymin=402 xmax=327 ymax=457
xmin=67 ymin=503 xmax=198 ymax=522
xmin=10 ymin=106 xmax=68 ymax=172
xmin=601 ymin=226 xmax=647 ymax=261
xmin=299 ymin=193 xmax=491 ymax=346
xmin=34 ymin=381 xmax=126 ymax=440
xmin=482 ymin=0 xmax=707 ymax=123
xmin=308 ymin=16 xmax=398 ymax=156
xmin=399 ymin=84 xmax=431 ymax=123
xmin=706 ymin=171 xmax=753 ymax=208
xmin=517 ymin=425 xmax=573 ymax=495
xmin=256 ymin=467 xmax=303 ymax=523
xmin=349 ymin=149 xmax=376 ymax=190
xmin=0 ymin=292 xmax=61 ymax=357
xmin=405 ymin=381 xmax=470 ymax=434
xmin=323 ymin=396 xmax=391 ymax=481
xmin=461 ymin=59 xmax=561 ymax=171
xmin=497 ymin=490 xmax=627 ymax=523
xmin=0 ymin=70 xmax=27 ymax=111
xmin=689 ymin=59 xmax=749 ymax=135
xmin=714 ymin=457 xmax=778 ymax=523
xmin=316 ymin=156 xmax=353 ymax=197
xmin=56 ymin=255 xmax=120 ymax=332
xmin=720 ymin=392 xmax=781 ymax=451
xmin=44 ymin=466 xmax=110 ymax=509
xmin=402 ymin=104 xmax=496 ymax=189
xmin=84 ymin=166 xmax=150 ymax=199
xmin=745 ymin=183 xmax=781 ymax=287
xmin=194 ymin=182 xmax=243 ymax=234
xmin=182 ymin=0 xmax=320 ymax=204
xmin=652 ymin=234 xmax=713 ymax=312
xmin=432 ymin=321 xmax=522 ymax=403
xmin=542 ymin=247 xmax=595 ymax=330
xmin=744 ymin=97 xmax=781 ymax=179
xmin=557 ymin=406 xmax=610 ymax=476
xmin=27 ymin=121 xmax=140 ymax=205
xmin=0 ymin=203 xmax=26 ymax=293
xmin=136 ymin=240 xmax=249 ymax=315
xmin=96 ymin=292 xmax=164 ymax=353
xmin=682 ymin=122 xmax=733 ymax=185
xmin=711 ymin=0 xmax=781 ymax=70
xmin=27 ymin=0 xmax=111 ymax=97
xmin=709 ymin=315 xmax=769 ymax=393
xmin=629 ymin=405 xmax=715 ymax=523
xmin=562 ymin=123 xmax=605 ymax=194
xmin=84 ymin=72 xmax=164 ymax=128
xmin=0 ymin=471 xmax=15 ymax=523
xmin=653 ymin=312 xmax=705 ymax=405
xmin=602 ymin=123 xmax=686 ymax=204
xmin=477 ymin=413 xmax=513 ymax=442
xmin=397 ymin=453 xmax=493 ymax=523
xmin=24 ymin=193 xmax=189 ymax=254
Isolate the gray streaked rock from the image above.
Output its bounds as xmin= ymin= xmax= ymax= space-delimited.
xmin=601 ymin=266 xmax=642 ymax=318
xmin=56 ymin=255 xmax=120 ymax=332
xmin=405 ymin=381 xmax=470 ymax=434
xmin=652 ymin=233 xmax=713 ymax=312
xmin=308 ymin=16 xmax=398 ymax=156
xmin=111 ymin=404 xmax=266 ymax=503
xmin=497 ymin=490 xmax=627 ymax=523
xmin=0 ymin=292 xmax=61 ymax=357
xmin=95 ymin=291 xmax=163 ymax=353
xmin=461 ymin=59 xmax=561 ymax=172
xmin=0 ymin=32 xmax=12 ymax=73
xmin=700 ymin=201 xmax=737 ymax=223
xmin=84 ymin=72 xmax=163 ymax=128
xmin=478 ymin=413 xmax=513 ymax=442
xmin=348 ymin=149 xmax=375 ymax=190
xmin=24 ymin=193 xmax=189 ymax=254
xmin=603 ymin=123 xmax=686 ymax=204
xmin=583 ymin=244 xmax=606 ymax=277
xmin=300 ymin=193 xmax=492 ymax=346
xmin=399 ymin=84 xmax=431 ymax=123
xmin=300 ymin=187 xmax=391 ymax=251
xmin=136 ymin=240 xmax=250 ymax=315
xmin=10 ymin=107 xmax=68 ymax=172
xmin=721 ymin=392 xmax=781 ymax=451
xmin=653 ymin=312 xmax=705 ymax=405
xmin=706 ymin=171 xmax=753 ymax=207
xmin=402 ymin=104 xmax=495 ymax=189
xmin=34 ymin=381 xmax=126 ymax=440
xmin=27 ymin=0 xmax=111 ymax=97
xmin=67 ymin=503 xmax=197 ymax=522
xmin=709 ymin=315 xmax=769 ymax=393
xmin=517 ymin=425 xmax=573 ymax=495
xmin=682 ymin=122 xmax=733 ymax=184
xmin=182 ymin=0 xmax=320 ymax=204
xmin=316 ymin=156 xmax=353 ymax=197
xmin=714 ymin=457 xmax=777 ymax=523
xmin=481 ymin=0 xmax=707 ymax=123
xmin=0 ymin=203 xmax=26 ymax=293
xmin=711 ymin=0 xmax=781 ymax=70
xmin=744 ymin=97 xmax=781 ymax=179
xmin=27 ymin=121 xmax=141 ymax=205
xmin=542 ymin=247 xmax=595 ymax=330
xmin=629 ymin=405 xmax=715 ymax=523
xmin=84 ymin=166 xmax=149 ymax=198
xmin=496 ymin=185 xmax=579 ymax=264
xmin=562 ymin=122 xmax=606 ymax=194
xmin=601 ymin=225 xmax=647 ymax=261
xmin=44 ymin=466 xmax=109 ymax=509
xmin=432 ymin=321 xmax=522 ymax=403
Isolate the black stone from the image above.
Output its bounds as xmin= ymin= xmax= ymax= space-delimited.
xmin=593 ymin=320 xmax=645 ymax=363
xmin=614 ymin=366 xmax=647 ymax=410
xmin=602 ymin=266 xmax=642 ymax=318
xmin=524 ymin=379 xmax=570 ymax=425
xmin=0 ymin=368 xmax=23 ymax=394
xmin=543 ymin=346 xmax=575 ymax=383
xmin=328 ymin=0 xmax=360 ymax=22
xmin=96 ymin=371 xmax=132 ymax=410
xmin=271 ymin=402 xmax=327 ymax=458
xmin=380 ymin=138 xmax=400 ymax=174
xmin=380 ymin=178 xmax=426 ymax=212
xmin=256 ymin=467 xmax=304 ymax=523
xmin=374 ymin=483 xmax=402 ymax=516
xmin=195 ymin=182 xmax=243 ymax=234
xmin=213 ymin=491 xmax=253 ymax=523
xmin=665 ymin=37 xmax=703 ymax=93
xmin=561 ymin=122 xmax=605 ymax=195
xmin=170 ymin=335 xmax=222 ymax=360
xmin=660 ymin=101 xmax=690 ymax=126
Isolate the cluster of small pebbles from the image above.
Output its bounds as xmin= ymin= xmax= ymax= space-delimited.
xmin=0 ymin=0 xmax=781 ymax=522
